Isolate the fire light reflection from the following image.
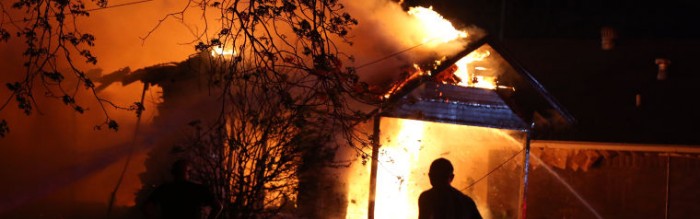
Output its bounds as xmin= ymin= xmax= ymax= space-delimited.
xmin=211 ymin=46 xmax=236 ymax=57
xmin=346 ymin=117 xmax=527 ymax=219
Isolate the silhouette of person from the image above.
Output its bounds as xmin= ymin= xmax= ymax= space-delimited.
xmin=418 ymin=158 xmax=482 ymax=219
xmin=143 ymin=159 xmax=222 ymax=219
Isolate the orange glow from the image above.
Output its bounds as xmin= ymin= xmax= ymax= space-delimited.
xmin=211 ymin=46 xmax=236 ymax=57
xmin=407 ymin=6 xmax=468 ymax=45
xmin=222 ymin=116 xmax=298 ymax=209
xmin=346 ymin=118 xmax=527 ymax=219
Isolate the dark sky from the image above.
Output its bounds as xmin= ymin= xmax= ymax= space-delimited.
xmin=404 ymin=0 xmax=700 ymax=39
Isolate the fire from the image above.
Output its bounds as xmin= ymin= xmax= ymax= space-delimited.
xmin=374 ymin=119 xmax=425 ymax=219
xmin=453 ymin=50 xmax=497 ymax=89
xmin=383 ymin=64 xmax=427 ymax=99
xmin=404 ymin=6 xmax=499 ymax=90
xmin=407 ymin=6 xmax=468 ymax=44
xmin=345 ymin=118 xmax=427 ymax=219
xmin=346 ymin=118 xmax=528 ymax=219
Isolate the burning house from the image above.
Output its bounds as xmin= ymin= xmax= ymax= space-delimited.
xmin=83 ymin=33 xmax=578 ymax=218
xmin=5 ymin=0 xmax=700 ymax=218
xmin=97 ymin=36 xmax=700 ymax=219
xmin=343 ymin=29 xmax=700 ymax=219
xmin=344 ymin=36 xmax=574 ymax=219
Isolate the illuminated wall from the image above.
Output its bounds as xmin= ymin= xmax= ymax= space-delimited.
xmin=347 ymin=117 xmax=527 ymax=219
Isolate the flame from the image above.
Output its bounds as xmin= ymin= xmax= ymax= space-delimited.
xmin=346 ymin=118 xmax=529 ymax=219
xmin=383 ymin=64 xmax=426 ymax=99
xmin=374 ymin=119 xmax=425 ymax=219
xmin=453 ymin=50 xmax=497 ymax=89
xmin=345 ymin=118 xmax=426 ymax=219
xmin=407 ymin=6 xmax=468 ymax=44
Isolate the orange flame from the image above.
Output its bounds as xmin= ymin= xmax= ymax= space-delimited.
xmin=346 ymin=117 xmax=528 ymax=219
xmin=373 ymin=119 xmax=425 ymax=218
xmin=453 ymin=50 xmax=497 ymax=89
xmin=407 ymin=6 xmax=468 ymax=45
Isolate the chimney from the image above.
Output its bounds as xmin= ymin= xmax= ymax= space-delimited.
xmin=655 ymin=58 xmax=670 ymax=81
xmin=601 ymin=26 xmax=617 ymax=50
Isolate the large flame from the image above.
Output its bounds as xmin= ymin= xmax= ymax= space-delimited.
xmin=405 ymin=6 xmax=498 ymax=90
xmin=374 ymin=119 xmax=425 ymax=219
xmin=346 ymin=118 xmax=528 ymax=219
xmin=407 ymin=6 xmax=468 ymax=45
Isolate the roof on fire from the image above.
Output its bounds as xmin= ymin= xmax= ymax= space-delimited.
xmin=378 ymin=36 xmax=575 ymax=134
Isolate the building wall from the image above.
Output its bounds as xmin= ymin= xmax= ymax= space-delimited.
xmin=527 ymin=141 xmax=700 ymax=219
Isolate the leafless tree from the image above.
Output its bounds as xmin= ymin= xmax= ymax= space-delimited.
xmin=2 ymin=0 xmax=377 ymax=217
xmin=0 ymin=0 xmax=141 ymax=137
xmin=143 ymin=0 xmax=376 ymax=217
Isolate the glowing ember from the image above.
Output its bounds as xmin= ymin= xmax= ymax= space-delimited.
xmin=408 ymin=6 xmax=468 ymax=44
xmin=383 ymin=64 xmax=426 ymax=99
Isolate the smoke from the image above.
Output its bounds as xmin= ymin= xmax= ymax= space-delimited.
xmin=0 ymin=1 xmax=174 ymax=213
xmin=0 ymin=81 xmax=156 ymax=217
xmin=341 ymin=0 xmax=480 ymax=83
xmin=82 ymin=0 xmax=481 ymax=87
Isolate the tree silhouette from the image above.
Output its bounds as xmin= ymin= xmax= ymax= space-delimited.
xmin=152 ymin=0 xmax=376 ymax=217
xmin=2 ymin=0 xmax=376 ymax=217
xmin=0 ymin=0 xmax=139 ymax=137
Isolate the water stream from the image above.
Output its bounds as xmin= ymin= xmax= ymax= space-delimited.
xmin=530 ymin=155 xmax=603 ymax=219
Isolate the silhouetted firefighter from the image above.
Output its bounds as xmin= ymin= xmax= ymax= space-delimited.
xmin=419 ymin=158 xmax=482 ymax=219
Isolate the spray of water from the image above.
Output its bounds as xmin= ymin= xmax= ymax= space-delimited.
xmin=494 ymin=131 xmax=603 ymax=219
xmin=530 ymin=155 xmax=603 ymax=219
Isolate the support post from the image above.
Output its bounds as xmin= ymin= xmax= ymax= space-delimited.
xmin=520 ymin=129 xmax=531 ymax=219
xmin=368 ymin=115 xmax=381 ymax=219
xmin=665 ymin=156 xmax=670 ymax=219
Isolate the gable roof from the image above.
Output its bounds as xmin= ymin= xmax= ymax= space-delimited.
xmin=379 ymin=36 xmax=574 ymax=133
